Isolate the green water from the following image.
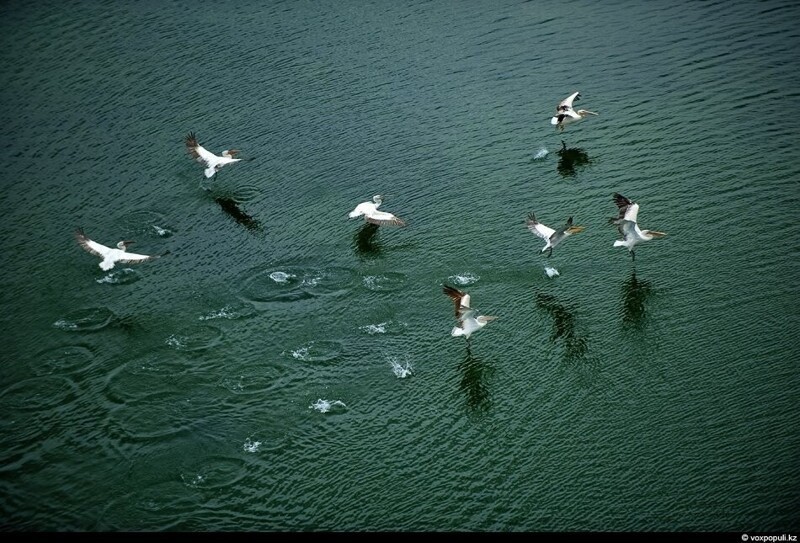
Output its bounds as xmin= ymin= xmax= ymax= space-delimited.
xmin=1 ymin=0 xmax=798 ymax=532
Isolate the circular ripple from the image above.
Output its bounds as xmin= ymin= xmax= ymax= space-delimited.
xmin=361 ymin=272 xmax=407 ymax=292
xmin=284 ymin=340 xmax=343 ymax=363
xmin=95 ymin=268 xmax=143 ymax=286
xmin=53 ymin=307 xmax=115 ymax=332
xmin=31 ymin=344 xmax=96 ymax=376
xmin=164 ymin=324 xmax=223 ymax=352
xmin=104 ymin=358 xmax=186 ymax=404
xmin=0 ymin=375 xmax=79 ymax=411
xmin=238 ymin=265 xmax=356 ymax=304
xmin=179 ymin=456 xmax=248 ymax=490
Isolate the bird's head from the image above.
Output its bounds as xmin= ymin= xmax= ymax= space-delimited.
xmin=478 ymin=315 xmax=497 ymax=324
xmin=577 ymin=109 xmax=598 ymax=117
xmin=117 ymin=240 xmax=135 ymax=251
xmin=567 ymin=225 xmax=586 ymax=235
xmin=372 ymin=195 xmax=384 ymax=204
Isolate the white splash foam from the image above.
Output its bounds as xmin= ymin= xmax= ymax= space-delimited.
xmin=52 ymin=319 xmax=78 ymax=331
xmin=533 ymin=147 xmax=549 ymax=160
xmin=362 ymin=275 xmax=382 ymax=289
xmin=389 ymin=357 xmax=413 ymax=378
xmin=165 ymin=335 xmax=186 ymax=348
xmin=291 ymin=346 xmax=310 ymax=360
xmin=95 ymin=268 xmax=136 ymax=284
xmin=448 ymin=272 xmax=479 ymax=286
xmin=243 ymin=438 xmax=261 ymax=453
xmin=301 ymin=275 xmax=321 ymax=287
xmin=199 ymin=306 xmax=235 ymax=321
xmin=269 ymin=271 xmax=295 ymax=283
xmin=152 ymin=225 xmax=172 ymax=237
xmin=360 ymin=322 xmax=388 ymax=334
xmin=309 ymin=399 xmax=346 ymax=413
xmin=544 ymin=266 xmax=560 ymax=278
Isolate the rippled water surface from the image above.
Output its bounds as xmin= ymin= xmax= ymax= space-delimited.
xmin=1 ymin=0 xmax=799 ymax=532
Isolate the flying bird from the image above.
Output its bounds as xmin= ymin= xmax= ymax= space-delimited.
xmin=526 ymin=213 xmax=585 ymax=257
xmin=551 ymin=91 xmax=598 ymax=131
xmin=443 ymin=285 xmax=497 ymax=340
xmin=610 ymin=193 xmax=667 ymax=261
xmin=185 ymin=132 xmax=243 ymax=178
xmin=348 ymin=195 xmax=405 ymax=227
xmin=75 ymin=228 xmax=168 ymax=271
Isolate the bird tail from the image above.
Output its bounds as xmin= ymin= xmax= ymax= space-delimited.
xmin=613 ymin=240 xmax=627 ymax=248
xmin=204 ymin=167 xmax=216 ymax=178
xmin=451 ymin=326 xmax=465 ymax=337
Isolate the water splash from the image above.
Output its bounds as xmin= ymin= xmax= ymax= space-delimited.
xmin=545 ymin=266 xmax=560 ymax=278
xmin=291 ymin=346 xmax=310 ymax=360
xmin=448 ymin=272 xmax=479 ymax=286
xmin=269 ymin=271 xmax=296 ymax=283
xmin=95 ymin=268 xmax=141 ymax=285
xmin=360 ymin=322 xmax=388 ymax=334
xmin=309 ymin=399 xmax=346 ymax=413
xmin=533 ymin=147 xmax=549 ymax=160
xmin=243 ymin=438 xmax=261 ymax=453
xmin=389 ymin=357 xmax=413 ymax=378
xmin=152 ymin=225 xmax=173 ymax=237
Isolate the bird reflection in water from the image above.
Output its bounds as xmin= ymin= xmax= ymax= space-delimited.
xmin=620 ymin=270 xmax=653 ymax=329
xmin=352 ymin=222 xmax=382 ymax=259
xmin=458 ymin=342 xmax=493 ymax=414
xmin=213 ymin=196 xmax=262 ymax=232
xmin=556 ymin=140 xmax=590 ymax=177
xmin=535 ymin=292 xmax=587 ymax=360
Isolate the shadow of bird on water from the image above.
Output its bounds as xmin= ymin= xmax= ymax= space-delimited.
xmin=557 ymin=140 xmax=591 ymax=177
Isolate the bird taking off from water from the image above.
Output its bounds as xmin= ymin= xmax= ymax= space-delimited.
xmin=75 ymin=228 xmax=169 ymax=271
xmin=526 ymin=213 xmax=585 ymax=257
xmin=348 ymin=195 xmax=406 ymax=227
xmin=185 ymin=132 xmax=244 ymax=178
xmin=443 ymin=285 xmax=497 ymax=340
xmin=551 ymin=91 xmax=598 ymax=131
xmin=609 ymin=193 xmax=667 ymax=261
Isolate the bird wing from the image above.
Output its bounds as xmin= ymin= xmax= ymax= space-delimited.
xmin=75 ymin=228 xmax=112 ymax=258
xmin=116 ymin=251 xmax=163 ymax=265
xmin=611 ymin=193 xmax=639 ymax=224
xmin=557 ymin=91 xmax=580 ymax=111
xmin=185 ymin=132 xmax=218 ymax=165
xmin=526 ymin=213 xmax=555 ymax=241
xmin=618 ymin=220 xmax=638 ymax=241
xmin=443 ymin=285 xmax=470 ymax=317
xmin=348 ymin=202 xmax=371 ymax=218
xmin=365 ymin=210 xmax=405 ymax=227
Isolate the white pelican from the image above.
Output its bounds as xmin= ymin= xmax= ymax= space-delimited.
xmin=443 ymin=285 xmax=497 ymax=340
xmin=75 ymin=228 xmax=168 ymax=271
xmin=348 ymin=195 xmax=406 ymax=227
xmin=610 ymin=193 xmax=667 ymax=261
xmin=551 ymin=91 xmax=598 ymax=131
xmin=526 ymin=213 xmax=585 ymax=257
xmin=185 ymin=132 xmax=243 ymax=178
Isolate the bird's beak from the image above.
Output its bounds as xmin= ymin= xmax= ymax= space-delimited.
xmin=484 ymin=316 xmax=498 ymax=321
xmin=649 ymin=231 xmax=667 ymax=237
xmin=123 ymin=240 xmax=135 ymax=245
xmin=567 ymin=226 xmax=586 ymax=234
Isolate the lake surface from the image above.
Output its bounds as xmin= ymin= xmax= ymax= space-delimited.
xmin=1 ymin=0 xmax=798 ymax=532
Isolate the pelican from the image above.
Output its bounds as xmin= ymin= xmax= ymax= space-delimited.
xmin=443 ymin=285 xmax=497 ymax=340
xmin=75 ymin=228 xmax=168 ymax=271
xmin=526 ymin=213 xmax=585 ymax=257
xmin=551 ymin=91 xmax=598 ymax=131
xmin=348 ymin=195 xmax=406 ymax=227
xmin=609 ymin=193 xmax=667 ymax=261
xmin=185 ymin=132 xmax=243 ymax=178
